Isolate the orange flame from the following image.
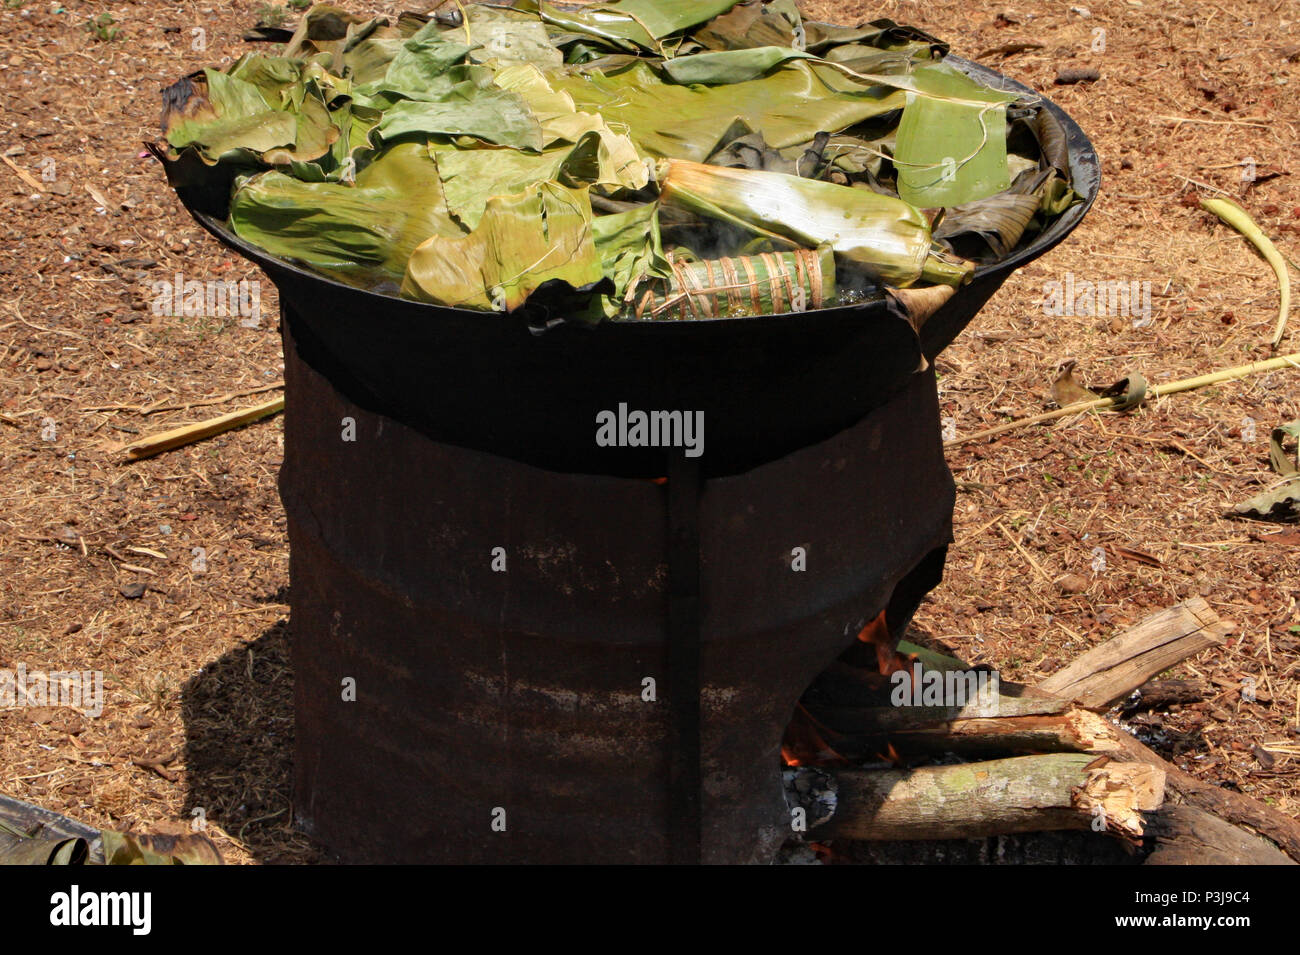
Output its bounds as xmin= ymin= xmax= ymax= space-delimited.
xmin=854 ymin=610 xmax=915 ymax=676
xmin=781 ymin=703 xmax=851 ymax=768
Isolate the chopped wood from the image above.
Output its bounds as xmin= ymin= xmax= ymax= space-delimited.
xmin=1092 ymin=724 xmax=1300 ymax=862
xmin=1037 ymin=597 xmax=1230 ymax=708
xmin=1144 ymin=805 xmax=1296 ymax=865
xmin=1120 ymin=678 xmax=1209 ymax=713
xmin=817 ymin=753 xmax=1164 ymax=841
xmin=122 ymin=397 xmax=284 ymax=461
xmin=808 ymin=690 xmax=1067 ymax=734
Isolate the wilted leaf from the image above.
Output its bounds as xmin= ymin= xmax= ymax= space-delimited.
xmin=1234 ymin=419 xmax=1300 ymax=522
xmin=692 ymin=0 xmax=802 ymax=51
xmin=376 ymin=81 xmax=543 ymax=150
xmin=551 ymin=59 xmax=907 ymax=161
xmin=403 ymin=180 xmax=605 ymax=310
xmin=230 ymin=142 xmax=463 ymax=282
xmin=0 ymin=830 xmax=89 ymax=865
xmin=155 ymin=0 xmax=1078 ymax=316
xmin=101 ymin=830 xmax=223 ymax=865
xmin=165 ymin=70 xmax=298 ymax=162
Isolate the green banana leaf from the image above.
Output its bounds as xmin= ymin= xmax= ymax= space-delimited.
xmin=155 ymin=1 xmax=1077 ymax=317
xmin=592 ymin=202 xmax=672 ymax=313
xmin=370 ymin=21 xmax=473 ymax=98
xmin=551 ymin=59 xmax=907 ymax=161
xmin=435 ymin=127 xmax=644 ymax=230
xmin=403 ymin=180 xmax=605 ymax=310
xmin=514 ymin=0 xmax=742 ymax=52
xmin=593 ymin=0 xmax=745 ymax=40
xmin=658 ymin=46 xmax=815 ymax=85
xmin=892 ymin=63 xmax=1015 ymax=207
xmin=376 ymin=81 xmax=543 ymax=150
xmin=230 ymin=142 xmax=462 ymax=281
xmin=464 ymin=4 xmax=565 ymax=68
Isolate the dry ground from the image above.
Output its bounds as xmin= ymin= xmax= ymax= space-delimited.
xmin=0 ymin=0 xmax=1296 ymax=864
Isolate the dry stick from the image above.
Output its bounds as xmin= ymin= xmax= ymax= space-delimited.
xmin=122 ymin=397 xmax=284 ymax=461
xmin=996 ymin=521 xmax=1052 ymax=583
xmin=1 ymin=155 xmax=43 ymax=193
xmin=81 ymin=381 xmax=283 ymax=415
xmin=947 ymin=352 xmax=1300 ymax=447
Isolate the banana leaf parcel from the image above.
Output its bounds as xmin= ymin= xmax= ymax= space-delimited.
xmin=155 ymin=0 xmax=1082 ymax=321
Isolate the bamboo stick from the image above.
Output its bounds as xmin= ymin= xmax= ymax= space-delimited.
xmin=122 ymin=397 xmax=284 ymax=461
xmin=947 ymin=352 xmax=1300 ymax=447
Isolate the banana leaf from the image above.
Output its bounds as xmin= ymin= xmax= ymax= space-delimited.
xmin=164 ymin=69 xmax=298 ymax=163
xmin=376 ymin=80 xmax=543 ymax=150
xmin=284 ymin=3 xmax=387 ymax=72
xmin=464 ymin=4 xmax=565 ymax=68
xmin=367 ymin=21 xmax=473 ymax=99
xmin=0 ymin=822 xmax=89 ymax=865
xmin=101 ymin=830 xmax=223 ymax=865
xmin=156 ymin=1 xmax=1076 ymax=316
xmin=593 ymin=0 xmax=744 ymax=40
xmin=514 ymin=0 xmax=742 ymax=52
xmin=659 ymin=159 xmax=965 ymax=287
xmin=934 ymin=190 xmax=1041 ymax=260
xmin=402 ymin=180 xmax=605 ymax=310
xmin=551 ymin=60 xmax=908 ymax=161
xmin=435 ymin=128 xmax=644 ymax=230
xmin=803 ymin=17 xmax=947 ymax=57
xmin=230 ymin=142 xmax=462 ymax=282
xmin=490 ymin=62 xmax=649 ymax=179
xmin=891 ymin=63 xmax=1015 ymax=207
xmin=592 ymin=202 xmax=672 ymax=314
xmin=658 ymin=46 xmax=815 ymax=85
xmin=226 ymin=54 xmax=310 ymax=110
xmin=692 ymin=0 xmax=802 ymax=51
xmin=1233 ymin=420 xmax=1300 ymax=522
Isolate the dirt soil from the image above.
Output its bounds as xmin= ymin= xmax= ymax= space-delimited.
xmin=0 ymin=0 xmax=1296 ymax=865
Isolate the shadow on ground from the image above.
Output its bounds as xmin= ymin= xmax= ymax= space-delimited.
xmin=181 ymin=618 xmax=326 ymax=863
